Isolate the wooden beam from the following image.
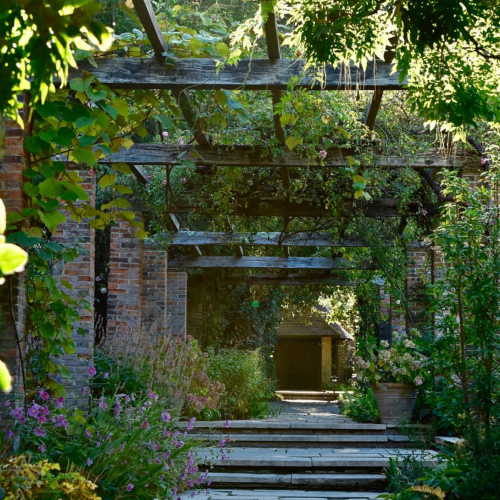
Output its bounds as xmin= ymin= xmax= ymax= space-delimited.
xmin=132 ymin=0 xmax=169 ymax=56
xmin=221 ymin=273 xmax=355 ymax=286
xmin=162 ymin=197 xmax=437 ymax=218
xmin=363 ymin=88 xmax=384 ymax=130
xmin=162 ymin=231 xmax=391 ymax=247
xmin=167 ymin=256 xmax=377 ymax=269
xmin=100 ymin=144 xmax=475 ymax=169
xmin=130 ymin=164 xmax=149 ymax=184
xmin=69 ymin=58 xmax=404 ymax=91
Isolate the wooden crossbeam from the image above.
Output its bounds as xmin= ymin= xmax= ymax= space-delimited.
xmin=363 ymin=88 xmax=384 ymax=130
xmin=167 ymin=256 xmax=377 ymax=269
xmin=101 ymin=144 xmax=475 ymax=169
xmin=167 ymin=197 xmax=437 ymax=218
xmin=226 ymin=216 xmax=244 ymax=256
xmin=69 ymin=58 xmax=404 ymax=91
xmin=168 ymin=213 xmax=202 ymax=256
xmin=221 ymin=273 xmax=355 ymax=286
xmin=162 ymin=231 xmax=391 ymax=247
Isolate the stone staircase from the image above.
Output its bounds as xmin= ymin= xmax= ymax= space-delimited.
xmin=179 ymin=415 xmax=437 ymax=499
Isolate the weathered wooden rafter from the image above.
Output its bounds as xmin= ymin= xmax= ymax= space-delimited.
xmin=133 ymin=0 xmax=169 ymax=56
xmin=221 ymin=273 xmax=355 ymax=286
xmin=162 ymin=231 xmax=391 ymax=247
xmin=69 ymin=58 xmax=403 ymax=91
xmin=101 ymin=144 xmax=474 ymax=169
xmin=363 ymin=88 xmax=384 ymax=130
xmin=168 ymin=213 xmax=202 ymax=256
xmin=167 ymin=197 xmax=436 ymax=218
xmin=167 ymin=256 xmax=377 ymax=269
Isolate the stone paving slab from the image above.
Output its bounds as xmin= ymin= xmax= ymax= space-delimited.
xmin=179 ymin=490 xmax=381 ymax=499
xmin=194 ymin=434 xmax=389 ymax=443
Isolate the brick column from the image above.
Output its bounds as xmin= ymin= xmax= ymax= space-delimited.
xmin=166 ymin=270 xmax=187 ymax=339
xmin=106 ymin=217 xmax=143 ymax=336
xmin=52 ymin=169 xmax=95 ymax=404
xmin=406 ymin=244 xmax=431 ymax=333
xmin=141 ymin=242 xmax=167 ymax=337
xmin=379 ymin=287 xmax=392 ymax=341
xmin=0 ymin=117 xmax=28 ymax=419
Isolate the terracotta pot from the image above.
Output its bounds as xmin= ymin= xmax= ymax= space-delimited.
xmin=371 ymin=382 xmax=417 ymax=424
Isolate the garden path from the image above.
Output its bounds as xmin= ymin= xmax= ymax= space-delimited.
xmin=180 ymin=400 xmax=437 ymax=500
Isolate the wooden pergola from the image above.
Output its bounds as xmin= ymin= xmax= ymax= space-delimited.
xmin=73 ymin=0 xmax=480 ymax=277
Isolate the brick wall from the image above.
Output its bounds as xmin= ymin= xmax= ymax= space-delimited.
xmin=0 ymin=117 xmax=27 ymax=419
xmin=52 ymin=168 xmax=95 ymax=404
xmin=107 ymin=215 xmax=186 ymax=340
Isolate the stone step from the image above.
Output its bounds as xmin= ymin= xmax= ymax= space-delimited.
xmin=193 ymin=433 xmax=391 ymax=448
xmin=206 ymin=472 xmax=387 ymax=489
xmin=179 ymin=489 xmax=382 ymax=499
xmin=276 ymin=391 xmax=346 ymax=402
xmin=182 ymin=420 xmax=388 ymax=434
xmin=198 ymin=447 xmax=437 ymax=473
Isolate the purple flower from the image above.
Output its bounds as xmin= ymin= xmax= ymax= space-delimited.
xmin=126 ymin=484 xmax=134 ymax=492
xmin=224 ymin=419 xmax=231 ymax=428
xmin=103 ymin=372 xmax=109 ymax=379
xmin=181 ymin=177 xmax=187 ymax=184
xmin=141 ymin=420 xmax=150 ymax=430
xmin=11 ymin=408 xmax=24 ymax=420
xmin=39 ymin=389 xmax=50 ymax=401
xmin=95 ymin=276 xmax=101 ymax=282
xmin=7 ymin=429 xmax=13 ymax=439
xmin=161 ymin=412 xmax=170 ymax=423
xmin=28 ymin=404 xmax=41 ymax=418
xmin=4 ymin=401 xmax=10 ymax=407
xmin=211 ymin=14 xmax=216 ymax=20
xmin=87 ymin=366 xmax=97 ymax=377
xmin=162 ymin=131 xmax=168 ymax=138
xmin=34 ymin=427 xmax=46 ymax=437
xmin=39 ymin=443 xmax=45 ymax=452
xmin=56 ymin=397 xmax=64 ymax=408
xmin=87 ymin=458 xmax=93 ymax=466
xmin=179 ymin=139 xmax=184 ymax=145
xmin=98 ymin=397 xmax=108 ymax=411
xmin=85 ymin=429 xmax=92 ymax=438
xmin=82 ymin=386 xmax=87 ymax=395
xmin=56 ymin=414 xmax=68 ymax=429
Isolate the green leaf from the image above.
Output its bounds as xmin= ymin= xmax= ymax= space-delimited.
xmin=0 ymin=242 xmax=28 ymax=275
xmin=0 ymin=361 xmax=12 ymax=393
xmin=215 ymin=41 xmax=229 ymax=58
xmin=61 ymin=280 xmax=74 ymax=290
xmin=72 ymin=148 xmax=96 ymax=166
xmin=70 ymin=76 xmax=93 ymax=92
xmin=6 ymin=212 xmax=23 ymax=224
xmin=39 ymin=128 xmax=57 ymax=142
xmin=75 ymin=115 xmax=96 ymax=130
xmin=36 ymin=101 xmax=60 ymax=117
xmin=158 ymin=115 xmax=173 ymax=130
xmin=352 ymin=175 xmax=367 ymax=191
xmin=113 ymin=163 xmax=132 ymax=175
xmin=87 ymin=89 xmax=107 ymax=102
xmin=99 ymin=174 xmax=117 ymax=188
xmin=226 ymin=99 xmax=244 ymax=111
xmin=6 ymin=231 xmax=41 ymax=247
xmin=285 ymin=135 xmax=302 ymax=151
xmin=40 ymin=323 xmax=55 ymax=339
xmin=115 ymin=185 xmax=133 ymax=195
xmin=38 ymin=210 xmax=66 ymax=230
xmin=79 ymin=135 xmax=97 ymax=147
xmin=113 ymin=98 xmax=130 ymax=116
xmin=215 ymin=90 xmax=228 ymax=106
xmin=38 ymin=178 xmax=66 ymax=197
xmin=24 ymin=136 xmax=44 ymax=153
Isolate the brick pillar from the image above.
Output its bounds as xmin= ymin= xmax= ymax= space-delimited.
xmin=141 ymin=241 xmax=167 ymax=337
xmin=406 ymin=244 xmax=431 ymax=332
xmin=0 ymin=117 xmax=27 ymax=418
xmin=107 ymin=217 xmax=142 ymax=336
xmin=166 ymin=270 xmax=187 ymax=339
xmin=52 ymin=168 xmax=95 ymax=404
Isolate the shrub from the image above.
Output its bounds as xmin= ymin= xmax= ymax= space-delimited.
xmin=97 ymin=323 xmax=223 ymax=416
xmin=0 ymin=455 xmax=100 ymax=499
xmin=206 ymin=348 xmax=276 ymax=420
xmin=338 ymin=383 xmax=379 ymax=423
xmin=3 ymin=382 xmax=219 ymax=500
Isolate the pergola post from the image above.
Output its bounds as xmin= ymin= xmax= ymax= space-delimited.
xmin=52 ymin=168 xmax=95 ymax=403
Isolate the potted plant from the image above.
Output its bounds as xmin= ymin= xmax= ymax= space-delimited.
xmin=354 ymin=332 xmax=428 ymax=424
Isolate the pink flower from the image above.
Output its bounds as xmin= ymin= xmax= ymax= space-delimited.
xmin=181 ymin=177 xmax=187 ymax=184
xmin=414 ymin=376 xmax=424 ymax=386
xmin=88 ymin=170 xmax=94 ymax=175
xmin=162 ymin=179 xmax=167 ymax=185
xmin=481 ymin=157 xmax=487 ymax=165
xmin=147 ymin=174 xmax=152 ymax=180
xmin=162 ymin=131 xmax=169 ymax=138
xmin=87 ymin=366 xmax=97 ymax=377
xmin=34 ymin=427 xmax=46 ymax=437
xmin=179 ymin=139 xmax=184 ymax=145
xmin=319 ymin=150 xmax=327 ymax=159
xmin=39 ymin=389 xmax=50 ymax=401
